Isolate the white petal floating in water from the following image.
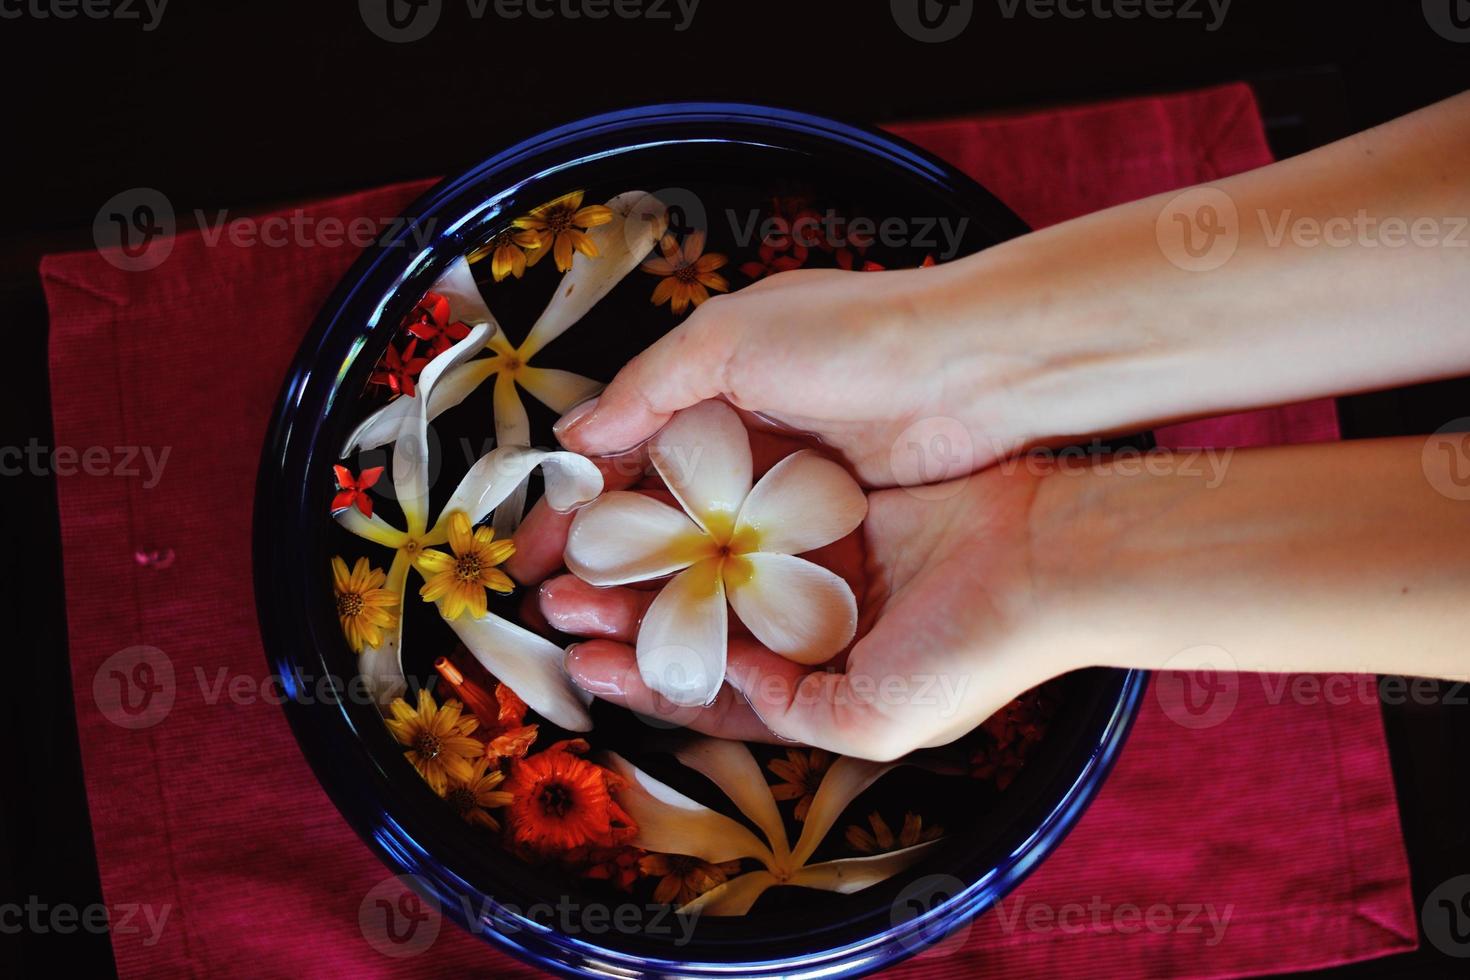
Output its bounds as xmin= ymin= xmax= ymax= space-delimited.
xmin=724 ymin=552 xmax=858 ymax=666
xmin=604 ymin=752 xmax=774 ymax=866
xmin=341 ymin=359 xmax=498 ymax=456
xmin=431 ymin=445 xmax=604 ymax=538
xmin=335 ymin=506 xmax=409 ymax=550
xmin=442 ymin=606 xmax=593 ymax=732
xmin=565 ymin=491 xmax=708 ymax=587
xmin=517 ymin=366 xmax=605 ymax=414
xmin=677 ymin=869 xmax=780 ymax=916
xmin=789 ymin=840 xmax=946 ymax=894
xmin=434 ymin=254 xmax=497 ymax=326
xmin=673 ymin=737 xmax=791 ymax=862
xmin=636 ymin=559 xmax=729 ymax=707
xmin=734 ymin=449 xmax=867 ymax=556
xmin=490 ymin=371 xmax=534 ymax=537
xmin=358 ymin=549 xmax=412 ymax=708
xmin=792 ymin=756 xmax=896 ymax=868
xmin=519 ymin=190 xmax=668 ymax=361
xmin=649 ymin=399 xmax=752 ymax=538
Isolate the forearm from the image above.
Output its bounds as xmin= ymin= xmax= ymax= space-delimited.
xmin=1033 ymin=437 xmax=1470 ymax=681
xmin=936 ymin=91 xmax=1470 ymax=444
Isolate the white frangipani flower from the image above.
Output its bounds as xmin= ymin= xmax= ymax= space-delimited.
xmin=565 ymin=400 xmax=868 ymax=707
xmin=336 ymin=290 xmax=603 ymax=730
xmin=342 ymin=190 xmax=669 ymax=535
xmin=605 ymin=738 xmax=941 ymax=915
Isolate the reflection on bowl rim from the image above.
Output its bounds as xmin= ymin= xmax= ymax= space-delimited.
xmin=254 ymin=101 xmax=1148 ymax=979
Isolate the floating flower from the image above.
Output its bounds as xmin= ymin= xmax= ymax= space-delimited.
xmin=767 ymin=748 xmax=832 ymax=822
xmin=969 ymin=693 xmax=1055 ymax=789
xmin=516 ymin=190 xmax=615 ymax=272
xmin=835 ymin=249 xmax=884 ymax=272
xmin=416 ymin=511 xmax=516 ymax=620
xmin=443 ymin=755 xmax=514 ymax=831
xmin=845 ymin=811 xmax=944 ymax=855
xmin=504 ymin=741 xmax=636 ymax=854
xmin=577 ymin=845 xmax=645 ymax=892
xmin=565 ymin=399 xmax=868 ymax=706
xmin=402 ymin=290 xmax=471 ymax=357
xmin=331 ymin=556 xmax=399 ymax=654
xmin=640 ymin=854 xmax=742 ymax=905
xmin=331 ymin=464 xmax=384 ymax=518
xmin=468 ymin=226 xmax=542 ymax=282
xmin=334 ymin=294 xmax=603 ymax=727
xmin=385 ymin=689 xmax=485 ymax=795
xmin=607 ymin=737 xmax=942 ymax=915
xmin=369 ymin=339 xmax=430 ymax=397
xmin=761 ymin=199 xmax=823 ymax=264
xmin=641 ymin=231 xmax=729 ymax=314
xmin=434 ymin=658 xmax=540 ymax=761
xmin=739 ymin=241 xmax=803 ymax=280
xmin=343 ymin=192 xmax=668 ymax=535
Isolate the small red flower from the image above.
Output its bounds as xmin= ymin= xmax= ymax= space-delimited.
xmin=369 ymin=339 xmax=430 ymax=397
xmin=402 ymin=291 xmax=471 ymax=357
xmin=835 ymin=249 xmax=885 ymax=272
xmin=919 ymin=254 xmax=937 ymax=268
xmin=331 ymin=464 xmax=384 ymax=517
xmin=761 ymin=198 xmax=824 ymax=264
xmin=740 ymin=241 xmax=805 ymax=280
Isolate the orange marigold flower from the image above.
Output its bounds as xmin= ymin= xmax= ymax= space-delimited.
xmin=767 ymin=747 xmax=831 ymax=822
xmin=504 ymin=746 xmax=636 ymax=854
xmin=515 ymin=190 xmax=613 ymax=272
xmin=639 ymin=853 xmax=742 ymax=905
xmin=641 ymin=231 xmax=729 ymax=314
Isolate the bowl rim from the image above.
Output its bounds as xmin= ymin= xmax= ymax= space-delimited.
xmin=254 ymin=100 xmax=1148 ymax=979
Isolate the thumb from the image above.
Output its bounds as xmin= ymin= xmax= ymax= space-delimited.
xmin=553 ymin=307 xmax=733 ymax=455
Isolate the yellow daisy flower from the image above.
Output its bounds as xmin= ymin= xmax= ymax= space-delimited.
xmin=845 ymin=811 xmax=945 ymax=855
xmin=515 ymin=190 xmax=614 ymax=272
xmin=385 ymin=689 xmax=484 ymax=795
xmin=468 ymin=226 xmax=542 ymax=282
xmin=767 ymin=747 xmax=832 ymax=822
xmin=638 ymin=854 xmax=743 ymax=906
xmin=415 ymin=511 xmax=516 ymax=620
xmin=331 ymin=556 xmax=399 ymax=654
xmin=640 ymin=230 xmax=729 ymax=314
xmin=442 ymin=756 xmax=514 ymax=831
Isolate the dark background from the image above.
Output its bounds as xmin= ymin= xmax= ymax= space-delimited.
xmin=3 ymin=1 xmax=1468 ymax=976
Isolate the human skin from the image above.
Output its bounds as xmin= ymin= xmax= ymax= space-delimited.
xmin=516 ymin=91 xmax=1470 ymax=760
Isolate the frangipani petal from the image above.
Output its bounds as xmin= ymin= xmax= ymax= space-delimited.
xmin=517 ymin=366 xmax=605 ymax=414
xmin=603 ymin=752 xmax=774 ymax=867
xmin=441 ymin=608 xmax=593 ymax=732
xmin=637 ymin=559 xmax=728 ymax=707
xmin=393 ymin=322 xmax=496 ymax=534
xmin=788 ymin=840 xmax=944 ymax=894
xmin=359 ymin=550 xmax=412 ymax=708
xmin=565 ymin=491 xmax=710 ymax=587
xmin=650 ymin=400 xmax=752 ymax=539
xmin=431 ymin=446 xmax=604 ymax=538
xmin=725 ymin=553 xmax=858 ymax=665
xmin=491 ymin=372 xmax=533 ymax=537
xmin=519 ymin=191 xmax=668 ymax=360
xmin=434 ymin=254 xmax=496 ymax=326
xmin=735 ymin=450 xmax=868 ymax=556
xmin=676 ymin=870 xmax=779 ymax=916
xmin=674 ymin=737 xmax=790 ymax=862
xmin=335 ymin=506 xmax=409 ymax=550
xmin=793 ymin=756 xmax=895 ymax=867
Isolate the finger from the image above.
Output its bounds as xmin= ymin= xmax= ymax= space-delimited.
xmin=538 ymin=574 xmax=653 ymax=642
xmin=552 ymin=307 xmax=734 ymax=455
xmin=505 ymin=450 xmax=649 ymax=586
xmin=565 ymin=640 xmax=783 ymax=743
xmin=724 ymin=640 xmax=909 ymax=761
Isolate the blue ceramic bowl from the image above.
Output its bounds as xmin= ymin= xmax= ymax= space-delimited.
xmin=254 ymin=103 xmax=1148 ymax=978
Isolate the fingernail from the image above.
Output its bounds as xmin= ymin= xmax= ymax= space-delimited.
xmin=553 ymin=396 xmax=600 ymax=441
xmin=564 ymin=644 xmax=625 ymax=697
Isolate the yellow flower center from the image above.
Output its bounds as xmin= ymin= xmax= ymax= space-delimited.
xmin=336 ymin=591 xmax=364 ymax=617
xmin=414 ymin=731 xmax=443 ymax=761
xmin=446 ymin=786 xmax=476 ymax=815
xmin=455 ymin=554 xmax=484 ymax=582
xmin=674 ymin=263 xmax=700 ymax=283
xmin=537 ymin=780 xmax=575 ymax=818
xmin=545 ymin=207 xmax=575 ymax=234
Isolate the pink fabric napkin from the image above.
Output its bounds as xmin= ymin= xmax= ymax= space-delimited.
xmin=44 ymin=82 xmax=1413 ymax=979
